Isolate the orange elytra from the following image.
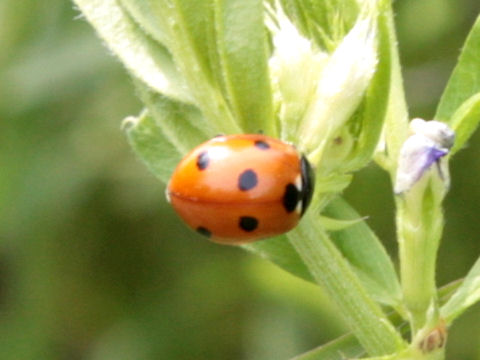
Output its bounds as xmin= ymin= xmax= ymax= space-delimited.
xmin=166 ymin=134 xmax=314 ymax=245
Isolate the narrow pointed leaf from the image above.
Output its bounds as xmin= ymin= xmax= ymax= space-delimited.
xmin=215 ymin=0 xmax=274 ymax=134
xmin=119 ymin=0 xmax=170 ymax=46
xmin=135 ymin=82 xmax=210 ymax=155
xmin=376 ymin=6 xmax=409 ymax=169
xmin=439 ymin=279 xmax=463 ymax=305
xmin=436 ymin=14 xmax=480 ymax=122
xmin=124 ymin=86 xmax=211 ymax=183
xmin=73 ymin=0 xmax=192 ymax=103
xmin=148 ymin=0 xmax=242 ymax=134
xmin=308 ymin=0 xmax=359 ymax=47
xmin=123 ymin=111 xmax=182 ymax=184
xmin=441 ymin=256 xmax=480 ymax=323
xmin=279 ymin=0 xmax=358 ymax=51
xmin=277 ymin=0 xmax=312 ymax=41
xmin=344 ymin=8 xmax=391 ymax=172
xmin=448 ymin=92 xmax=480 ymax=155
xmin=243 ymin=235 xmax=313 ymax=282
xmin=318 ymin=215 xmax=365 ymax=231
xmin=164 ymin=0 xmax=218 ymax=79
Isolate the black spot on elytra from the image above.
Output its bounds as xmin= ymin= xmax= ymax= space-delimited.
xmin=196 ymin=226 xmax=212 ymax=238
xmin=238 ymin=169 xmax=258 ymax=191
xmin=239 ymin=216 xmax=258 ymax=232
xmin=196 ymin=151 xmax=209 ymax=170
xmin=300 ymin=155 xmax=315 ymax=215
xmin=254 ymin=140 xmax=270 ymax=150
xmin=283 ymin=183 xmax=299 ymax=213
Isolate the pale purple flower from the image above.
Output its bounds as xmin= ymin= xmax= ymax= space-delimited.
xmin=395 ymin=119 xmax=454 ymax=194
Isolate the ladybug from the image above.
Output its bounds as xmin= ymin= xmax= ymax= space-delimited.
xmin=166 ymin=134 xmax=315 ymax=245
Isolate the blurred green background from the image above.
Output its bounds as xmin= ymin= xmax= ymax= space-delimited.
xmin=1 ymin=0 xmax=480 ymax=359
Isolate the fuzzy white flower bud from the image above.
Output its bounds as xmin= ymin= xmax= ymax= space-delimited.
xmin=299 ymin=15 xmax=378 ymax=159
xmin=267 ymin=2 xmax=327 ymax=141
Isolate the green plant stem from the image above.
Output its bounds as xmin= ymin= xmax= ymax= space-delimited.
xmin=288 ymin=210 xmax=405 ymax=357
xmin=396 ymin=183 xmax=444 ymax=334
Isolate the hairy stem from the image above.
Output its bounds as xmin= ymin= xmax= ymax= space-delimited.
xmin=288 ymin=210 xmax=405 ymax=356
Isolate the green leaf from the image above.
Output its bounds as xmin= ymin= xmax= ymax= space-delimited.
xmin=276 ymin=0 xmax=312 ymax=42
xmin=165 ymin=0 xmax=218 ymax=78
xmin=436 ymin=14 xmax=480 ymax=122
xmin=343 ymin=7 xmax=391 ymax=172
xmin=147 ymin=0 xmax=242 ymax=135
xmin=123 ymin=110 xmax=181 ymax=184
xmin=324 ymin=197 xmax=402 ymax=307
xmin=318 ymin=215 xmax=365 ymax=231
xmin=279 ymin=0 xmax=359 ymax=51
xmin=124 ymin=84 xmax=212 ymax=183
xmin=73 ymin=0 xmax=192 ymax=103
xmin=135 ymin=81 xmax=210 ymax=154
xmin=308 ymin=0 xmax=359 ymax=48
xmin=375 ymin=5 xmax=409 ymax=170
xmin=215 ymin=0 xmax=274 ymax=135
xmin=441 ymin=256 xmax=480 ymax=323
xmin=119 ymin=0 xmax=170 ymax=46
xmin=243 ymin=235 xmax=313 ymax=283
xmin=246 ymin=197 xmax=401 ymax=307
xmin=292 ymin=334 xmax=364 ymax=360
xmin=438 ymin=278 xmax=463 ymax=305
xmin=448 ymin=92 xmax=480 ymax=155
